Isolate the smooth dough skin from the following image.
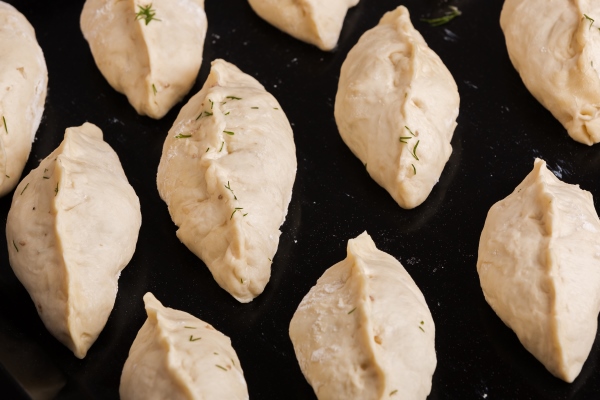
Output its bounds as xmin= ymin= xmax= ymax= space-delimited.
xmin=501 ymin=0 xmax=600 ymax=145
xmin=120 ymin=293 xmax=249 ymax=400
xmin=0 ymin=2 xmax=48 ymax=197
xmin=81 ymin=0 xmax=207 ymax=119
xmin=157 ymin=59 xmax=297 ymax=303
xmin=334 ymin=6 xmax=459 ymax=209
xmin=247 ymin=0 xmax=359 ymax=51
xmin=6 ymin=123 xmax=141 ymax=359
xmin=289 ymin=232 xmax=436 ymax=399
xmin=477 ymin=158 xmax=600 ymax=382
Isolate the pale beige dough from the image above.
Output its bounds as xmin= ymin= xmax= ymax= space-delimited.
xmin=81 ymin=0 xmax=207 ymax=119
xmin=120 ymin=293 xmax=248 ymax=400
xmin=335 ymin=6 xmax=459 ymax=209
xmin=6 ymin=123 xmax=141 ymax=358
xmin=247 ymin=0 xmax=359 ymax=51
xmin=478 ymin=158 xmax=600 ymax=382
xmin=289 ymin=232 xmax=436 ymax=399
xmin=501 ymin=0 xmax=600 ymax=145
xmin=157 ymin=59 xmax=297 ymax=303
xmin=0 ymin=1 xmax=48 ymax=197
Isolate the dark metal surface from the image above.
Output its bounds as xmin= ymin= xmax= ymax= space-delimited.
xmin=0 ymin=0 xmax=599 ymax=398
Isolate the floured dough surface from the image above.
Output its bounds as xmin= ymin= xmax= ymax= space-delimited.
xmin=289 ymin=232 xmax=436 ymax=399
xmin=81 ymin=0 xmax=207 ymax=119
xmin=6 ymin=122 xmax=141 ymax=358
xmin=335 ymin=6 xmax=459 ymax=209
xmin=478 ymin=158 xmax=600 ymax=382
xmin=0 ymin=1 xmax=47 ymax=196
xmin=157 ymin=59 xmax=297 ymax=303
xmin=120 ymin=293 xmax=248 ymax=400
xmin=247 ymin=0 xmax=359 ymax=51
xmin=501 ymin=0 xmax=600 ymax=145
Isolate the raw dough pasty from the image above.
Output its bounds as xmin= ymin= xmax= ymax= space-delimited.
xmin=477 ymin=158 xmax=600 ymax=382
xmin=501 ymin=0 xmax=600 ymax=145
xmin=81 ymin=0 xmax=207 ymax=119
xmin=6 ymin=122 xmax=141 ymax=358
xmin=289 ymin=232 xmax=436 ymax=399
xmin=120 ymin=293 xmax=248 ymax=400
xmin=157 ymin=59 xmax=296 ymax=303
xmin=0 ymin=1 xmax=48 ymax=197
xmin=247 ymin=0 xmax=359 ymax=51
xmin=334 ymin=6 xmax=459 ymax=209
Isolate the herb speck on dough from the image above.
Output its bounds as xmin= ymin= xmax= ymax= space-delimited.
xmin=13 ymin=240 xmax=18 ymax=252
xmin=226 ymin=96 xmax=242 ymax=100
xmin=206 ymin=147 xmax=209 ymax=152
xmin=584 ymin=14 xmax=595 ymax=29
xmin=404 ymin=126 xmax=416 ymax=136
xmin=184 ymin=326 xmax=196 ymax=329
xmin=209 ymin=99 xmax=214 ymax=109
xmin=225 ymin=181 xmax=237 ymax=200
xmin=54 ymin=182 xmax=59 ymax=196
xmin=390 ymin=390 xmax=398 ymax=396
xmin=348 ymin=307 xmax=357 ymax=315
xmin=251 ymin=106 xmax=259 ymax=109
xmin=5 ymin=175 xmax=8 ymax=178
xmin=219 ymin=141 xmax=224 ymax=152
xmin=135 ymin=4 xmax=161 ymax=25
xmin=411 ymin=140 xmax=420 ymax=161
xmin=223 ymin=130 xmax=235 ymax=135
xmin=152 ymin=83 xmax=157 ymax=96
xmin=399 ymin=136 xmax=412 ymax=144
xmin=189 ymin=335 xmax=201 ymax=342
xmin=20 ymin=182 xmax=29 ymax=195
xmin=216 ymin=365 xmax=228 ymax=371
xmin=175 ymin=133 xmax=192 ymax=139
xmin=419 ymin=326 xmax=425 ymax=332
xmin=224 ymin=111 xmax=231 ymax=116
xmin=412 ymin=164 xmax=417 ymax=175
xmin=421 ymin=6 xmax=462 ymax=27
xmin=230 ymin=207 xmax=243 ymax=219
xmin=2 ymin=116 xmax=7 ymax=134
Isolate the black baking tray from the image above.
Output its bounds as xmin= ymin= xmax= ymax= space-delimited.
xmin=1 ymin=0 xmax=599 ymax=398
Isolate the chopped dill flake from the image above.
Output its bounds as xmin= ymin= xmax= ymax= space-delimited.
xmin=273 ymin=107 xmax=279 ymax=110
xmin=223 ymin=130 xmax=235 ymax=135
xmin=584 ymin=14 xmax=595 ymax=29
xmin=268 ymin=257 xmax=272 ymax=262
xmin=2 ymin=116 xmax=7 ymax=134
xmin=230 ymin=207 xmax=243 ymax=219
xmin=54 ymin=182 xmax=59 ymax=196
xmin=209 ymin=99 xmax=214 ymax=109
xmin=43 ymin=176 xmax=50 ymax=180
xmin=20 ymin=182 xmax=29 ymax=195
xmin=184 ymin=326 xmax=196 ymax=329
xmin=206 ymin=147 xmax=210 ymax=152
xmin=219 ymin=141 xmax=224 ymax=152
xmin=216 ymin=365 xmax=228 ymax=371
xmin=348 ymin=307 xmax=357 ymax=315
xmin=135 ymin=4 xmax=161 ymax=25
xmin=13 ymin=240 xmax=18 ymax=252
xmin=419 ymin=326 xmax=425 ymax=332
xmin=224 ymin=181 xmax=237 ymax=200
xmin=421 ymin=321 xmax=424 ymax=325
xmin=404 ymin=126 xmax=416 ymax=136
xmin=240 ymin=278 xmax=244 ymax=284
xmin=44 ymin=168 xmax=48 ymax=173
xmin=399 ymin=136 xmax=412 ymax=144
xmin=189 ymin=335 xmax=201 ymax=342
xmin=243 ymin=213 xmax=248 ymax=217
xmin=421 ymin=6 xmax=462 ymax=27
xmin=5 ymin=175 xmax=9 ymax=178
xmin=226 ymin=96 xmax=242 ymax=100
xmin=412 ymin=164 xmax=417 ymax=175
xmin=411 ymin=140 xmax=420 ymax=161
xmin=390 ymin=390 xmax=398 ymax=396
xmin=175 ymin=133 xmax=192 ymax=139
xmin=214 ymin=352 xmax=219 ymax=355
xmin=224 ymin=111 xmax=231 ymax=116
xmin=204 ymin=111 xmax=213 ymax=117
xmin=152 ymin=83 xmax=157 ymax=95
xmin=251 ymin=106 xmax=259 ymax=109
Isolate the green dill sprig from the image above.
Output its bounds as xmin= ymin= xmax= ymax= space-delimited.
xmin=419 ymin=320 xmax=425 ymax=332
xmin=216 ymin=365 xmax=228 ymax=371
xmin=404 ymin=126 xmax=416 ymax=136
xmin=399 ymin=136 xmax=412 ymax=144
xmin=135 ymin=3 xmax=161 ymax=25
xmin=189 ymin=335 xmax=201 ymax=342
xmin=224 ymin=111 xmax=231 ymax=116
xmin=251 ymin=107 xmax=259 ymax=109
xmin=390 ymin=390 xmax=398 ymax=396
xmin=3 ymin=116 xmax=7 ymax=134
xmin=152 ymin=84 xmax=157 ymax=95
xmin=412 ymin=164 xmax=416 ymax=175
xmin=411 ymin=140 xmax=420 ymax=161
xmin=175 ymin=133 xmax=192 ymax=139
xmin=421 ymin=6 xmax=462 ymax=27
xmin=13 ymin=240 xmax=18 ymax=252
xmin=219 ymin=141 xmax=224 ymax=152
xmin=184 ymin=326 xmax=196 ymax=329
xmin=348 ymin=307 xmax=357 ymax=315
xmin=20 ymin=182 xmax=29 ymax=195
xmin=223 ymin=130 xmax=235 ymax=135
xmin=224 ymin=181 xmax=237 ymax=200
xmin=54 ymin=182 xmax=59 ymax=196
xmin=209 ymin=99 xmax=214 ymax=109
xmin=230 ymin=207 xmax=243 ymax=219
xmin=584 ymin=14 xmax=595 ymax=29
xmin=226 ymin=96 xmax=242 ymax=100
